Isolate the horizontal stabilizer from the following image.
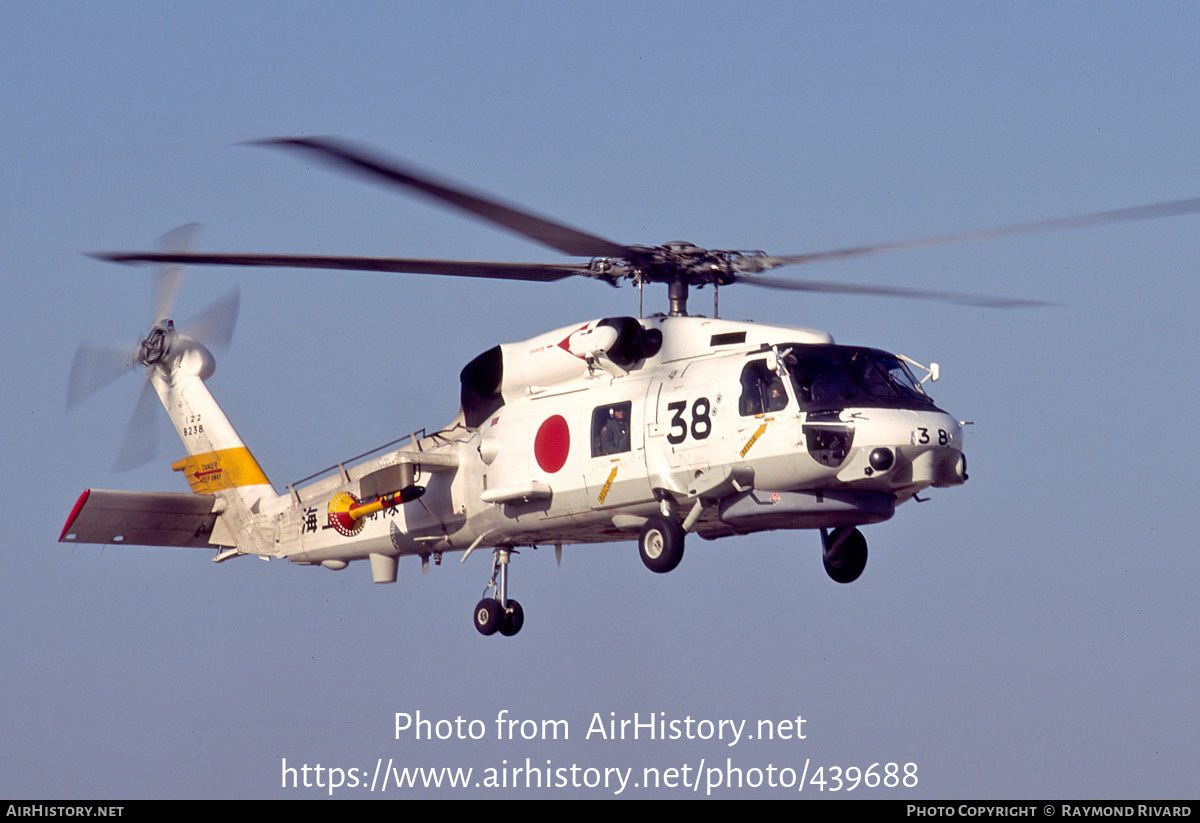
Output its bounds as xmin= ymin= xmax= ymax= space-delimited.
xmin=60 ymin=489 xmax=225 ymax=548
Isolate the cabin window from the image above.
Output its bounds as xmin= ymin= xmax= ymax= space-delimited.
xmin=739 ymin=359 xmax=789 ymax=416
xmin=592 ymin=401 xmax=632 ymax=456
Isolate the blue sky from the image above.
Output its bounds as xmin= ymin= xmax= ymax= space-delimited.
xmin=3 ymin=1 xmax=1198 ymax=798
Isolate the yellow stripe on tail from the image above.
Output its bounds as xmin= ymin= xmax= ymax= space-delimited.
xmin=172 ymin=447 xmax=270 ymax=494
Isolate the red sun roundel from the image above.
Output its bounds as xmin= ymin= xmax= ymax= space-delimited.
xmin=534 ymin=415 xmax=570 ymax=473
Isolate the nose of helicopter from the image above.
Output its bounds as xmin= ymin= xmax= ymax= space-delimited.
xmin=832 ymin=410 xmax=967 ymax=489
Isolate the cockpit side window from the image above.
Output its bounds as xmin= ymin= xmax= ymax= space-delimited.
xmin=739 ymin=359 xmax=789 ymax=416
xmin=592 ymin=401 xmax=632 ymax=457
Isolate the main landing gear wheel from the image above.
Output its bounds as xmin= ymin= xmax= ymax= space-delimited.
xmin=474 ymin=598 xmax=524 ymax=636
xmin=473 ymin=547 xmax=525 ymax=637
xmin=822 ymin=527 xmax=868 ymax=584
xmin=638 ymin=514 xmax=685 ymax=573
xmin=474 ymin=599 xmax=503 ymax=635
xmin=498 ymin=600 xmax=524 ymax=636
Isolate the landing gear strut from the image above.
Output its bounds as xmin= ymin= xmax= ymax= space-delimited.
xmin=473 ymin=547 xmax=524 ymax=636
xmin=821 ymin=526 xmax=868 ymax=584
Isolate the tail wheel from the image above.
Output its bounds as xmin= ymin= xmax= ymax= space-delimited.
xmin=638 ymin=514 xmax=685 ymax=573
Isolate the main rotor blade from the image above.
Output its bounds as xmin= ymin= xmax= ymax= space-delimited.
xmin=254 ymin=136 xmax=632 ymax=259
xmin=761 ymin=196 xmax=1200 ymax=269
xmin=92 ymin=251 xmax=590 ymax=283
xmin=737 ymin=273 xmax=1053 ymax=308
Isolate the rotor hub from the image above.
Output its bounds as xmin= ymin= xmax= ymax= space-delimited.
xmin=137 ymin=322 xmax=173 ymax=367
xmin=589 ymin=243 xmax=770 ymax=315
xmin=598 ymin=243 xmax=762 ymax=288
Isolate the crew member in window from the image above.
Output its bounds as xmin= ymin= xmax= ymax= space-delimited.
xmin=599 ymin=405 xmax=630 ymax=455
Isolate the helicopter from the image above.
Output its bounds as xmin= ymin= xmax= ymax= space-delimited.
xmin=60 ymin=137 xmax=1200 ymax=636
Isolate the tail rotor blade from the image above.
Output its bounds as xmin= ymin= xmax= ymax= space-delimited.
xmin=67 ymin=344 xmax=137 ymax=409
xmin=152 ymin=223 xmax=200 ymax=324
xmin=112 ymin=377 xmax=160 ymax=472
xmin=180 ymin=287 xmax=239 ymax=350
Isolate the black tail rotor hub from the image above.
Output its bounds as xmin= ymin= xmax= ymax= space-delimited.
xmin=137 ymin=322 xmax=173 ymax=367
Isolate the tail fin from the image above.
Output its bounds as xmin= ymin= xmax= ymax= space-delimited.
xmin=147 ymin=326 xmax=273 ymax=494
xmin=145 ymin=323 xmax=278 ymax=550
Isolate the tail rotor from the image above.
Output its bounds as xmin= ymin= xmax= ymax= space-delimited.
xmin=68 ymin=225 xmax=239 ymax=470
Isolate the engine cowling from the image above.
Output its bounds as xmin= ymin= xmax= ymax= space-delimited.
xmin=459 ymin=317 xmax=661 ymax=429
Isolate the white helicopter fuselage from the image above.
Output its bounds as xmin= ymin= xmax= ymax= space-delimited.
xmin=268 ymin=314 xmax=965 ymax=577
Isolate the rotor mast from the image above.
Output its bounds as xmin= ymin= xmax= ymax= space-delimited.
xmin=667 ymin=276 xmax=689 ymax=317
xmin=621 ymin=240 xmax=744 ymax=317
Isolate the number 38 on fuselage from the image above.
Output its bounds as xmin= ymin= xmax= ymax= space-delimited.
xmin=454 ymin=312 xmax=965 ymax=571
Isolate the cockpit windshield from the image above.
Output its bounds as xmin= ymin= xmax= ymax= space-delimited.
xmin=782 ymin=344 xmax=939 ymax=412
